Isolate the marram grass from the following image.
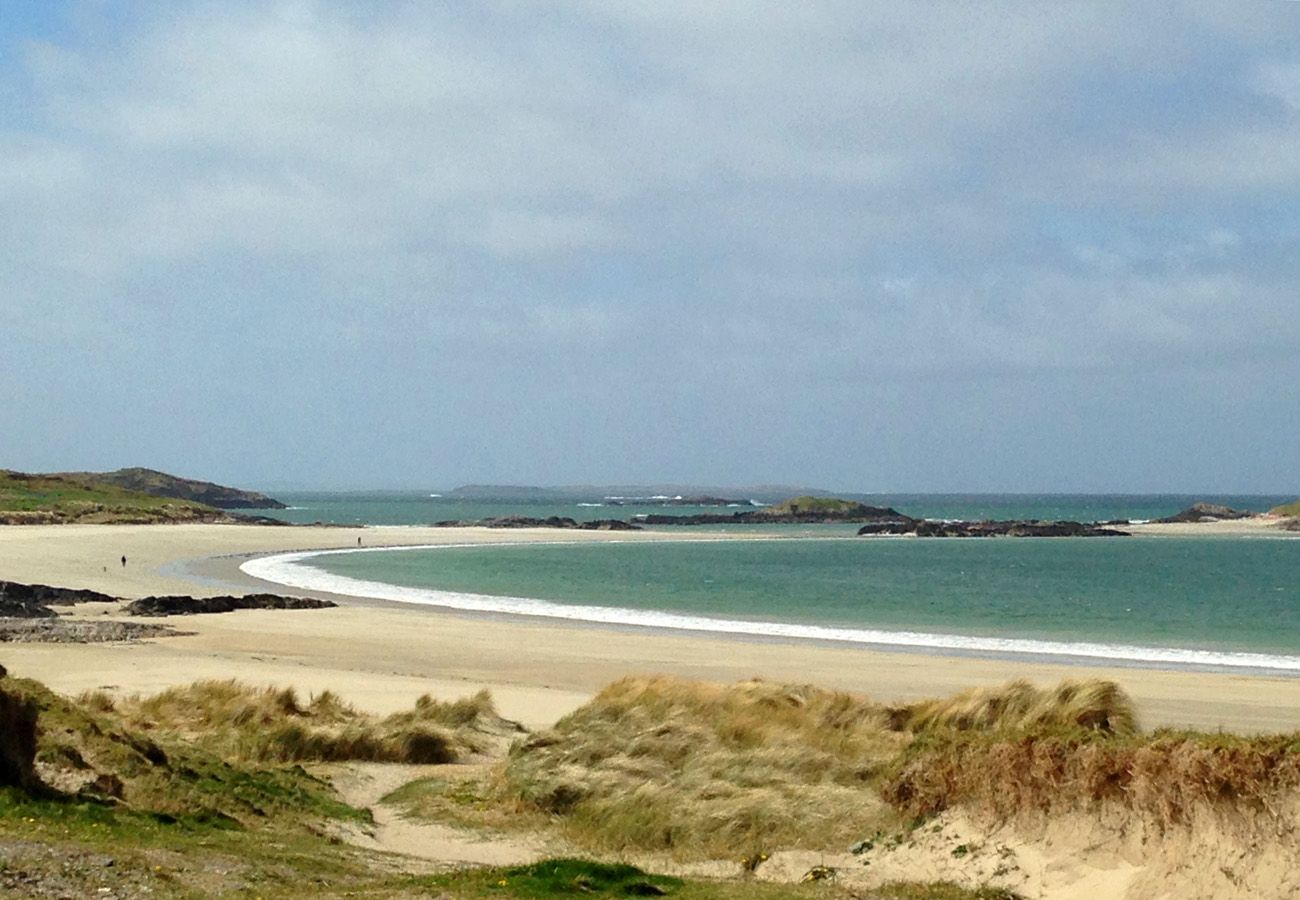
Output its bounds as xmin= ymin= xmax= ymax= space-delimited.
xmin=502 ymin=674 xmax=1297 ymax=859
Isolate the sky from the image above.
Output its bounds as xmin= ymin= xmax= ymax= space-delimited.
xmin=2 ymin=2 xmax=1298 ymax=493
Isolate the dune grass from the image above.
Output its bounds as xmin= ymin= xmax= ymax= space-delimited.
xmin=893 ymin=679 xmax=1137 ymax=736
xmin=499 ymin=675 xmax=1296 ymax=860
xmin=884 ymin=728 xmax=1300 ymax=827
xmin=105 ymin=679 xmax=520 ymax=765
xmin=504 ymin=676 xmax=911 ymax=856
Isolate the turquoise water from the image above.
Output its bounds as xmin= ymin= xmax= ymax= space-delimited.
xmin=241 ymin=492 xmax=1295 ymax=529
xmin=290 ymin=536 xmax=1300 ymax=662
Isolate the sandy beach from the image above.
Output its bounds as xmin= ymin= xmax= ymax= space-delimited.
xmin=1 ymin=521 xmax=1297 ymax=733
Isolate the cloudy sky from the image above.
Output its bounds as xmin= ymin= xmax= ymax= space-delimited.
xmin=2 ymin=2 xmax=1298 ymax=492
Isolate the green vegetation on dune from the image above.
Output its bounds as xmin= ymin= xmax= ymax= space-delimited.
xmin=421 ymin=859 xmax=1019 ymax=899
xmin=100 ymin=679 xmax=522 ymax=765
xmin=503 ymin=676 xmax=910 ymax=857
xmin=0 ymin=469 xmax=222 ymax=524
xmin=1269 ymin=498 xmax=1300 ymax=517
xmin=5 ymin=670 xmax=1295 ymax=897
xmin=489 ymin=675 xmax=1300 ymax=864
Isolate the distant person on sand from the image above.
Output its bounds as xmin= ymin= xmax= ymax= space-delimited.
xmin=121 ymin=555 xmax=127 ymax=568
xmin=357 ymin=536 xmax=362 ymax=546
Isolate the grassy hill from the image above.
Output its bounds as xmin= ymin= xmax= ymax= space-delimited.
xmin=0 ymin=470 xmax=224 ymax=524
xmin=1269 ymin=498 xmax=1300 ymax=517
xmin=58 ymin=467 xmax=286 ymax=509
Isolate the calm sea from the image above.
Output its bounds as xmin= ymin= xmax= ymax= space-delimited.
xmin=237 ymin=492 xmax=1300 ymax=672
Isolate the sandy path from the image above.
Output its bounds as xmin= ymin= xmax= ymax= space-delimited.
xmin=327 ymin=763 xmax=545 ymax=870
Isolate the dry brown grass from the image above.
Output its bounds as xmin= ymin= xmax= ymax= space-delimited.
xmin=116 ymin=679 xmax=521 ymax=765
xmin=504 ymin=675 xmax=911 ymax=857
xmin=502 ymin=674 xmax=1300 ymax=859
xmin=894 ymin=678 xmax=1137 ymax=736
xmin=884 ymin=728 xmax=1300 ymax=830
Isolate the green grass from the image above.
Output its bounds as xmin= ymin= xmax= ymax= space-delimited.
xmin=114 ymin=679 xmax=521 ymax=764
xmin=0 ymin=469 xmax=219 ymax=523
xmin=10 ymin=678 xmax=368 ymax=826
xmin=758 ymin=496 xmax=869 ymax=516
xmin=496 ymin=676 xmax=1142 ymax=859
xmin=419 ymin=859 xmax=1020 ymax=899
xmin=1269 ymin=498 xmax=1300 ymax=517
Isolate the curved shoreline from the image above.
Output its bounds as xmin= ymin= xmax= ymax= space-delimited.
xmin=1 ymin=522 xmax=1298 ymax=734
xmin=242 ymin=543 xmax=1300 ymax=675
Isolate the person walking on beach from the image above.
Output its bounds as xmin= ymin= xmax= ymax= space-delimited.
xmin=121 ymin=555 xmax=127 ymax=568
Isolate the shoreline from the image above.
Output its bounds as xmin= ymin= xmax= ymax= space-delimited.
xmin=1 ymin=522 xmax=1298 ymax=733
xmin=237 ymin=542 xmax=1300 ymax=675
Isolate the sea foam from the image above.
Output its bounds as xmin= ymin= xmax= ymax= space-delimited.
xmin=240 ymin=545 xmax=1300 ymax=675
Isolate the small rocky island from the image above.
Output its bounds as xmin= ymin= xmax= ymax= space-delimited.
xmin=637 ymin=496 xmax=912 ymax=526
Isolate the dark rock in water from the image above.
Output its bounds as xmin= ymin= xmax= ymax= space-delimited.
xmin=853 ymin=520 xmax=922 ymax=535
xmin=485 ymin=515 xmax=581 ymax=529
xmin=607 ymin=496 xmax=753 ymax=507
xmin=579 ymin=518 xmax=641 ymax=531
xmin=640 ymin=503 xmax=914 ymax=526
xmin=1155 ymin=503 xmax=1255 ymax=524
xmin=125 ymin=593 xmax=337 ymax=617
xmin=859 ymin=520 xmax=1129 ymax=538
xmin=0 ymin=684 xmax=38 ymax=789
xmin=433 ymin=516 xmax=642 ymax=531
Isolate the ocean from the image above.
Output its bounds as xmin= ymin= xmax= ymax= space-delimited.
xmin=237 ymin=492 xmax=1300 ymax=673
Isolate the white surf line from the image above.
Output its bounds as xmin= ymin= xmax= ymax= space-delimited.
xmin=241 ymin=544 xmax=1300 ymax=674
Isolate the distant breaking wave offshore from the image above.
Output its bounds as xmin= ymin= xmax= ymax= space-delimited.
xmin=240 ymin=545 xmax=1300 ymax=674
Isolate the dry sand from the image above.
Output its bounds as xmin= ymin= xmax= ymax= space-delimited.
xmin=0 ymin=522 xmax=1296 ymax=732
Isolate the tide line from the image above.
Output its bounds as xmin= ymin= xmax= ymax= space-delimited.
xmin=240 ymin=546 xmax=1300 ymax=674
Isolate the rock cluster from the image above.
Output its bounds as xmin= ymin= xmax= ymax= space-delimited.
xmin=434 ymin=516 xmax=641 ymax=530
xmin=1155 ymin=503 xmax=1255 ymax=523
xmin=858 ymin=520 xmax=1129 ymax=538
xmin=125 ymin=593 xmax=337 ymax=617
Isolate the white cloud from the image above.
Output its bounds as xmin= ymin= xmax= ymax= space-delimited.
xmin=3 ymin=2 xmax=1300 ymax=486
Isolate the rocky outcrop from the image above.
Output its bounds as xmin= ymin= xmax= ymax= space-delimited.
xmin=0 ymin=582 xmax=119 ymax=607
xmin=0 ymin=581 xmax=122 ymax=618
xmin=124 ymin=593 xmax=337 ymax=617
xmin=1155 ymin=503 xmax=1256 ymax=524
xmin=606 ymin=496 xmax=756 ymax=507
xmin=641 ymin=498 xmax=913 ymax=526
xmin=859 ymin=520 xmax=1129 ymax=538
xmin=0 ymin=619 xmax=182 ymax=643
xmin=433 ymin=516 xmax=642 ymax=530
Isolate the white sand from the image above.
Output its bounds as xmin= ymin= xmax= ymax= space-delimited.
xmin=0 ymin=522 xmax=1297 ymax=732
